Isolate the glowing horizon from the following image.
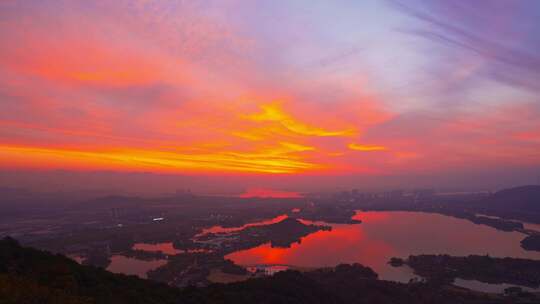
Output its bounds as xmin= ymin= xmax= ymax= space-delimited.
xmin=1 ymin=1 xmax=539 ymax=190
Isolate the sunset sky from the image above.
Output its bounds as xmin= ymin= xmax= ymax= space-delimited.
xmin=1 ymin=1 xmax=539 ymax=193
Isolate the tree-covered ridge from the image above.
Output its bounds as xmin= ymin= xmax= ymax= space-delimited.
xmin=1 ymin=237 xmax=537 ymax=304
xmin=0 ymin=237 xmax=183 ymax=304
xmin=403 ymin=254 xmax=540 ymax=287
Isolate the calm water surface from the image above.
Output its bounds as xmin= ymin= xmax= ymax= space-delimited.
xmin=197 ymin=214 xmax=288 ymax=236
xmin=133 ymin=242 xmax=183 ymax=255
xmin=133 ymin=242 xmax=210 ymax=255
xmin=226 ymin=211 xmax=540 ymax=285
xmin=523 ymin=222 xmax=540 ymax=232
xmin=107 ymin=255 xmax=167 ymax=278
xmin=454 ymin=278 xmax=538 ymax=294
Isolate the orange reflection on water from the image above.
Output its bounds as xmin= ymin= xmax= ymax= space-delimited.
xmin=227 ymin=219 xmax=394 ymax=270
xmin=351 ymin=210 xmax=390 ymax=223
xmin=132 ymin=242 xmax=182 ymax=255
xmin=198 ymin=214 xmax=289 ymax=236
xmin=226 ymin=211 xmax=540 ymax=282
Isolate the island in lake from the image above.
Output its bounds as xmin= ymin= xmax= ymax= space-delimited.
xmin=390 ymin=254 xmax=540 ymax=289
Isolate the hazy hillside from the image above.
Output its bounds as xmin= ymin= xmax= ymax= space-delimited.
xmin=490 ymin=186 xmax=540 ymax=210
xmin=476 ymin=185 xmax=540 ymax=223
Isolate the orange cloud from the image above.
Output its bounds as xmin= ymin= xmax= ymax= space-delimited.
xmin=11 ymin=1 xmax=539 ymax=181
xmin=0 ymin=144 xmax=319 ymax=174
xmin=245 ymin=103 xmax=357 ymax=137
xmin=348 ymin=143 xmax=387 ymax=152
xmin=0 ymin=2 xmax=407 ymax=177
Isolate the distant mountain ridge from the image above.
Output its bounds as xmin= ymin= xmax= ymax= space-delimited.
xmin=476 ymin=185 xmax=540 ymax=223
xmin=488 ymin=186 xmax=540 ymax=211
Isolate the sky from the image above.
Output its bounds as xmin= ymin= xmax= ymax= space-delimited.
xmin=1 ymin=0 xmax=539 ymax=194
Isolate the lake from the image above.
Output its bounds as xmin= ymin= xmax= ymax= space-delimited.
xmin=225 ymin=211 xmax=540 ymax=291
xmin=454 ymin=279 xmax=538 ymax=294
xmin=133 ymin=242 xmax=183 ymax=255
xmin=106 ymin=255 xmax=167 ymax=279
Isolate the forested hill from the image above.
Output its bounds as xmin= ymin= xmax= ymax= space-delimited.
xmin=488 ymin=186 xmax=540 ymax=210
xmin=0 ymin=237 xmax=182 ymax=304
xmin=0 ymin=237 xmax=534 ymax=304
xmin=476 ymin=185 xmax=540 ymax=223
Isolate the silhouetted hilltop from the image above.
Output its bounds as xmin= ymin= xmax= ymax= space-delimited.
xmin=489 ymin=186 xmax=540 ymax=211
xmin=248 ymin=217 xmax=331 ymax=248
xmin=1 ymin=237 xmax=536 ymax=304
xmin=476 ymin=185 xmax=540 ymax=223
xmin=0 ymin=237 xmax=183 ymax=304
xmin=521 ymin=235 xmax=540 ymax=251
xmin=265 ymin=217 xmax=327 ymax=234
